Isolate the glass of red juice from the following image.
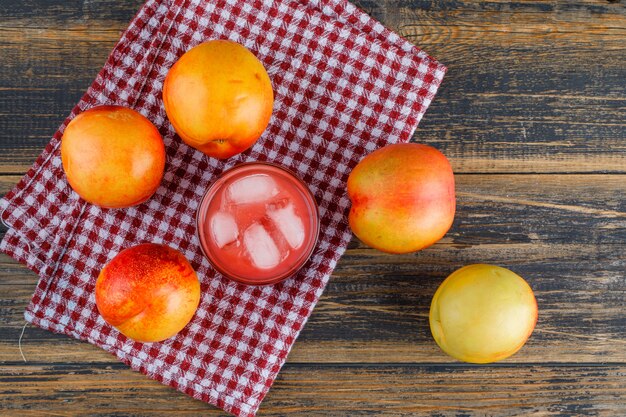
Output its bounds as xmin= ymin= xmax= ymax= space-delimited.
xmin=197 ymin=162 xmax=320 ymax=285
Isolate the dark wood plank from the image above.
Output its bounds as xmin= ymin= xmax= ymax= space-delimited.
xmin=1 ymin=362 xmax=625 ymax=415
xmin=1 ymin=174 xmax=624 ymax=363
xmin=2 ymin=0 xmax=144 ymax=22
xmin=393 ymin=0 xmax=626 ymax=173
xmin=0 ymin=1 xmax=624 ymax=173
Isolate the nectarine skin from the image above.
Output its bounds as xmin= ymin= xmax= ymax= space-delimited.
xmin=61 ymin=105 xmax=165 ymax=209
xmin=347 ymin=143 xmax=455 ymax=254
xmin=95 ymin=244 xmax=201 ymax=343
xmin=163 ymin=40 xmax=274 ymax=159
xmin=429 ymin=264 xmax=538 ymax=364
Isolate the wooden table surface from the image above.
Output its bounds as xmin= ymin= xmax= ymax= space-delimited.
xmin=1 ymin=1 xmax=625 ymax=415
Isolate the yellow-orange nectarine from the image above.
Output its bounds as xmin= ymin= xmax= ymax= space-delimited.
xmin=61 ymin=105 xmax=165 ymax=209
xmin=163 ymin=40 xmax=274 ymax=159
xmin=429 ymin=264 xmax=538 ymax=363
xmin=95 ymin=244 xmax=201 ymax=343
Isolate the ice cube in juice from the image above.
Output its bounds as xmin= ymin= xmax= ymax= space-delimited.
xmin=267 ymin=202 xmax=305 ymax=250
xmin=197 ymin=163 xmax=319 ymax=285
xmin=243 ymin=222 xmax=281 ymax=270
xmin=226 ymin=174 xmax=279 ymax=205
xmin=210 ymin=212 xmax=239 ymax=248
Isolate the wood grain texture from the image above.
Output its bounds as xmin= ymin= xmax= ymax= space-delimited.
xmin=0 ymin=0 xmax=624 ymax=173
xmin=1 ymin=0 xmax=625 ymax=416
xmin=1 ymin=363 xmax=625 ymax=416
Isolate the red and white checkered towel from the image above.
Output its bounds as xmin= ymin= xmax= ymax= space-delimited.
xmin=1 ymin=0 xmax=445 ymax=415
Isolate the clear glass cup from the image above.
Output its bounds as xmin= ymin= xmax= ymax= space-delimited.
xmin=197 ymin=162 xmax=320 ymax=285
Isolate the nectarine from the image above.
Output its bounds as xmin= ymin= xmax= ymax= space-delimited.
xmin=163 ymin=40 xmax=274 ymax=159
xmin=347 ymin=143 xmax=455 ymax=254
xmin=95 ymin=244 xmax=201 ymax=343
xmin=61 ymin=105 xmax=165 ymax=209
xmin=429 ymin=264 xmax=538 ymax=363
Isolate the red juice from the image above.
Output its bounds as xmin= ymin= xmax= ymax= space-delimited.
xmin=197 ymin=163 xmax=319 ymax=285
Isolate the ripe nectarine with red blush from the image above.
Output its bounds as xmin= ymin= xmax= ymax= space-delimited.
xmin=95 ymin=244 xmax=201 ymax=343
xmin=347 ymin=143 xmax=455 ymax=254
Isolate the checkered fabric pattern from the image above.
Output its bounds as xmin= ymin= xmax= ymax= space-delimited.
xmin=0 ymin=0 xmax=445 ymax=415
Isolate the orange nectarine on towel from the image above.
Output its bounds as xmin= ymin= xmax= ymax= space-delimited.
xmin=163 ymin=40 xmax=274 ymax=159
xmin=61 ymin=105 xmax=165 ymax=208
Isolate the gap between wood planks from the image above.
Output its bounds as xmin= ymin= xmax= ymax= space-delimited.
xmin=457 ymin=192 xmax=626 ymax=218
